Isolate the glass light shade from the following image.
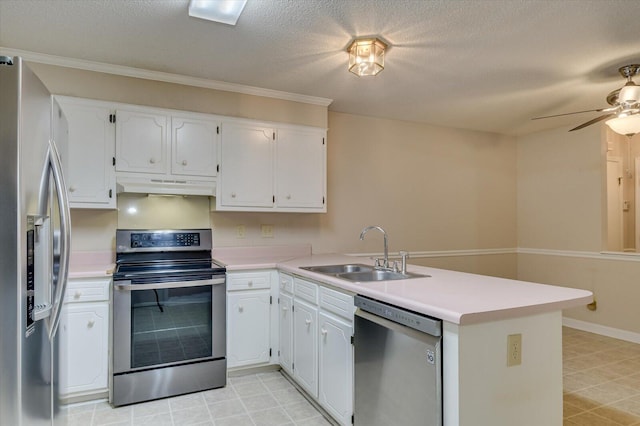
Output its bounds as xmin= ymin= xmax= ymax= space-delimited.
xmin=606 ymin=114 xmax=640 ymax=136
xmin=618 ymin=84 xmax=640 ymax=104
xmin=188 ymin=0 xmax=247 ymax=25
xmin=348 ymin=38 xmax=387 ymax=77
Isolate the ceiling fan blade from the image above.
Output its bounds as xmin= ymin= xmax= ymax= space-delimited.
xmin=532 ymin=107 xmax=617 ymax=120
xmin=568 ymin=113 xmax=616 ymax=131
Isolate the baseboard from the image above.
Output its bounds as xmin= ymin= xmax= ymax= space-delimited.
xmin=563 ymin=317 xmax=640 ymax=344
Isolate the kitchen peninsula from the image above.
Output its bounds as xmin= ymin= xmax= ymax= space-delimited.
xmin=214 ymin=247 xmax=592 ymax=426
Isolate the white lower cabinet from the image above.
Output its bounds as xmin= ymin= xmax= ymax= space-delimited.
xmin=318 ymin=311 xmax=353 ymax=426
xmin=227 ymin=290 xmax=271 ymax=368
xmin=278 ymin=292 xmax=294 ymax=374
xmin=59 ymin=278 xmax=110 ymax=401
xmin=279 ymin=273 xmax=354 ymax=426
xmin=226 ymin=270 xmax=278 ymax=370
xmin=293 ymin=298 xmax=318 ymax=398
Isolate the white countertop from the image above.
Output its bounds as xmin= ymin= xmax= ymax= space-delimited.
xmin=231 ymin=252 xmax=592 ymax=325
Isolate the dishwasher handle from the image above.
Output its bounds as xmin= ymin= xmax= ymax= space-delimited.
xmin=354 ymin=295 xmax=441 ymax=337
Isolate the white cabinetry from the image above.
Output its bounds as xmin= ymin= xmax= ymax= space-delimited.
xmin=226 ymin=270 xmax=278 ymax=369
xmin=115 ymin=109 xmax=167 ymax=174
xmin=58 ymin=278 xmax=110 ymax=401
xmin=276 ymin=128 xmax=326 ymax=209
xmin=318 ymin=287 xmax=354 ymax=426
xmin=217 ymin=121 xmax=326 ymax=212
xmin=278 ymin=274 xmax=294 ymax=374
xmin=115 ymin=106 xmax=218 ymax=196
xmin=55 ymin=96 xmax=116 ymax=209
xmin=281 ymin=274 xmax=354 ymax=426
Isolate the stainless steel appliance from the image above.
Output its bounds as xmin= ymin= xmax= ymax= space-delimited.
xmin=354 ymin=295 xmax=443 ymax=426
xmin=111 ymin=229 xmax=226 ymax=406
xmin=0 ymin=56 xmax=72 ymax=426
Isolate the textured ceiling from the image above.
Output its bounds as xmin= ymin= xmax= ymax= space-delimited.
xmin=1 ymin=0 xmax=640 ymax=135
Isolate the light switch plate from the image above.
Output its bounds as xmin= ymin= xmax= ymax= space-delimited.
xmin=261 ymin=224 xmax=274 ymax=238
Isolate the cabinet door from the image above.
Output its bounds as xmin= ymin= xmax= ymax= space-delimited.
xmin=56 ymin=98 xmax=115 ymax=208
xmin=319 ymin=312 xmax=353 ymax=426
xmin=279 ymin=293 xmax=294 ymax=374
xmin=115 ymin=109 xmax=167 ymax=174
xmin=59 ymin=302 xmax=109 ymax=395
xmin=219 ymin=122 xmax=274 ymax=208
xmin=227 ymin=290 xmax=271 ymax=368
xmin=172 ymin=116 xmax=218 ymax=177
xmin=276 ymin=128 xmax=326 ymax=210
xmin=293 ymin=298 xmax=318 ymax=398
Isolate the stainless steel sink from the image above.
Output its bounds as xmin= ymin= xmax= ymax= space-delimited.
xmin=300 ymin=263 xmax=429 ymax=282
xmin=337 ymin=270 xmax=429 ymax=282
xmin=300 ymin=264 xmax=374 ymax=274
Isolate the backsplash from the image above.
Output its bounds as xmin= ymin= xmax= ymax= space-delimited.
xmin=117 ymin=193 xmax=210 ymax=229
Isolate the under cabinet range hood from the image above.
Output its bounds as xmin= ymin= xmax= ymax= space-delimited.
xmin=116 ymin=176 xmax=217 ymax=197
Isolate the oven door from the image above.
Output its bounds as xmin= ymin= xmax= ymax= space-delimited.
xmin=112 ymin=275 xmax=226 ymax=374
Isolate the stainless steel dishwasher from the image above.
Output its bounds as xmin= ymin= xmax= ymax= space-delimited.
xmin=354 ymin=295 xmax=442 ymax=426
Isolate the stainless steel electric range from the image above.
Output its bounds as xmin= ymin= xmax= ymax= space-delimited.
xmin=111 ymin=229 xmax=226 ymax=407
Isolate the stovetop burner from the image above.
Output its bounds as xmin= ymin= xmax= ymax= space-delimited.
xmin=113 ymin=229 xmax=225 ymax=282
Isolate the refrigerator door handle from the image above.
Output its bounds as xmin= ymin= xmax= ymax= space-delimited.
xmin=36 ymin=140 xmax=71 ymax=339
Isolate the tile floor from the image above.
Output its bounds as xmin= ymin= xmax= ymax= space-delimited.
xmin=64 ymin=327 xmax=640 ymax=426
xmin=563 ymin=327 xmax=640 ymax=425
xmin=63 ymin=371 xmax=331 ymax=426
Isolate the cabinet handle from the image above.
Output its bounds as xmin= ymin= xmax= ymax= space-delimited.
xmin=231 ymin=192 xmax=236 ymax=198
xmin=74 ymin=291 xmax=82 ymax=299
xmin=69 ymin=185 xmax=76 ymax=193
xmin=248 ymin=280 xmax=253 ymax=286
xmin=305 ymin=319 xmax=312 ymax=325
xmin=321 ymin=328 xmax=328 ymax=336
xmin=149 ymin=158 xmax=156 ymax=164
xmin=286 ymin=194 xmax=291 ymax=200
xmin=238 ymin=305 xmax=244 ymax=312
xmin=282 ymin=306 xmax=288 ymax=312
xmin=87 ymin=319 xmax=95 ymax=328
xmin=182 ymin=160 xmax=187 ymax=166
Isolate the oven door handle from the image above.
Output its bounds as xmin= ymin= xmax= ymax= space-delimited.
xmin=114 ymin=277 xmax=225 ymax=291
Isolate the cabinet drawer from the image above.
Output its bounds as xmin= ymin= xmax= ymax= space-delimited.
xmin=279 ymin=273 xmax=294 ymax=294
xmin=227 ymin=271 xmax=271 ymax=291
xmin=65 ymin=278 xmax=110 ymax=303
xmin=319 ymin=286 xmax=354 ymax=321
xmin=294 ymin=278 xmax=318 ymax=304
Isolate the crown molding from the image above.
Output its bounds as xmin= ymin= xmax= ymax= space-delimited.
xmin=0 ymin=47 xmax=333 ymax=107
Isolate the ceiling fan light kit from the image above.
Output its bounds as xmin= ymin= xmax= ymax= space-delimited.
xmin=533 ymin=64 xmax=640 ymax=135
xmin=347 ymin=37 xmax=387 ymax=77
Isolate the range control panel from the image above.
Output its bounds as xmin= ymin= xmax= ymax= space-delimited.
xmin=130 ymin=232 xmax=200 ymax=248
xmin=355 ymin=295 xmax=442 ymax=337
xmin=116 ymin=229 xmax=213 ymax=253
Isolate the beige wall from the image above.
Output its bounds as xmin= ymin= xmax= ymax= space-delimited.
xmin=44 ymin=61 xmax=640 ymax=335
xmin=517 ymin=123 xmax=640 ymax=334
xmin=41 ymin=63 xmax=519 ymax=278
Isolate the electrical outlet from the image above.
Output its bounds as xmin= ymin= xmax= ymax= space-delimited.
xmin=507 ymin=333 xmax=522 ymax=367
xmin=261 ymin=225 xmax=274 ymax=238
xmin=236 ymin=225 xmax=246 ymax=239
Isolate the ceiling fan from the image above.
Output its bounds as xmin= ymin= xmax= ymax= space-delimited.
xmin=532 ymin=64 xmax=640 ymax=134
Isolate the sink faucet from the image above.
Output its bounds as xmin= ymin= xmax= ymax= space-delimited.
xmin=359 ymin=226 xmax=389 ymax=269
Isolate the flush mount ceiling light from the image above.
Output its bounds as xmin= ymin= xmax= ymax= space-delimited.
xmin=188 ymin=0 xmax=247 ymax=25
xmin=347 ymin=37 xmax=388 ymax=77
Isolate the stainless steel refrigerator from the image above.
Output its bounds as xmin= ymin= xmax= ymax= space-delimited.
xmin=0 ymin=56 xmax=71 ymax=425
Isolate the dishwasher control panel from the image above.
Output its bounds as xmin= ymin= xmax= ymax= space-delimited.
xmin=355 ymin=296 xmax=442 ymax=336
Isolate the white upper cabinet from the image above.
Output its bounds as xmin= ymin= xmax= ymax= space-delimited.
xmin=219 ymin=121 xmax=275 ymax=208
xmin=55 ymin=96 xmax=116 ymax=209
xmin=217 ymin=121 xmax=327 ymax=212
xmin=276 ymin=128 xmax=326 ymax=209
xmin=171 ymin=115 xmax=219 ymax=177
xmin=115 ymin=109 xmax=168 ymax=174
xmin=113 ymin=106 xmax=219 ymax=196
